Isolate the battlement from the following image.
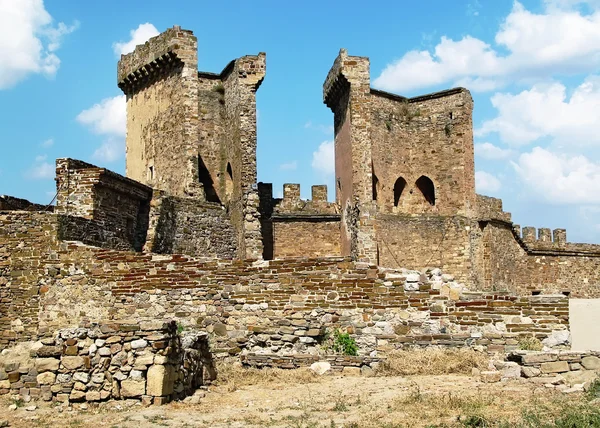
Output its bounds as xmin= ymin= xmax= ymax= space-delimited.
xmin=512 ymin=225 xmax=600 ymax=255
xmin=274 ymin=183 xmax=339 ymax=216
xmin=117 ymin=25 xmax=197 ymax=95
xmin=323 ymin=48 xmax=370 ymax=109
xmin=476 ymin=194 xmax=512 ymax=222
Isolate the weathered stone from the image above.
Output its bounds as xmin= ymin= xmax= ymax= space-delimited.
xmin=35 ymin=358 xmax=59 ymax=373
xmin=309 ymin=362 xmax=331 ymax=376
xmin=480 ymin=371 xmax=501 ymax=383
xmin=36 ymin=372 xmax=56 ymax=385
xmin=120 ymin=379 xmax=146 ymax=397
xmin=521 ymin=366 xmax=541 ymax=378
xmin=540 ymin=361 xmax=570 ymax=374
xmin=147 ymin=365 xmax=174 ymax=397
xmin=131 ymin=339 xmax=148 ymax=350
xmin=62 ymin=356 xmax=85 ymax=370
xmin=581 ymin=356 xmax=600 ymax=370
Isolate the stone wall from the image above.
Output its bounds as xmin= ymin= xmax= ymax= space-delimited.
xmin=55 ymin=158 xmax=153 ymax=251
xmin=369 ymin=88 xmax=476 ymax=217
xmin=0 ymin=212 xmax=571 ymax=356
xmin=0 ymin=321 xmax=215 ymax=405
xmin=375 ymin=214 xmax=476 ymax=284
xmin=269 ymin=183 xmax=341 ymax=259
xmin=144 ymin=193 xmax=237 ymax=258
xmin=503 ymin=350 xmax=600 ymax=390
xmin=0 ymin=196 xmax=49 ymax=212
xmin=119 ymin=26 xmax=200 ymax=198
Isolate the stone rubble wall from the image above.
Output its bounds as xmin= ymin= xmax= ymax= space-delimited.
xmin=473 ymin=351 xmax=600 ymax=393
xmin=144 ymin=192 xmax=237 ymax=258
xmin=0 ymin=321 xmax=214 ymax=405
xmin=0 ymin=196 xmax=49 ymax=212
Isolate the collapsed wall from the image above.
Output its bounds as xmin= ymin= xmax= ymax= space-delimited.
xmin=0 ymin=321 xmax=215 ymax=405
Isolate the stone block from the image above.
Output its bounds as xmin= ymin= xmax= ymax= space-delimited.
xmin=540 ymin=361 xmax=569 ymax=374
xmin=36 ymin=372 xmax=56 ymax=385
xmin=342 ymin=367 xmax=361 ymax=376
xmin=69 ymin=390 xmax=86 ymax=401
xmin=146 ymin=365 xmax=174 ymax=397
xmin=521 ymin=353 xmax=557 ymax=365
xmin=480 ymin=371 xmax=501 ymax=383
xmin=35 ymin=358 xmax=60 ymax=373
xmin=309 ymin=362 xmax=331 ymax=376
xmin=85 ymin=391 xmax=101 ymax=401
xmin=121 ymin=378 xmax=146 ymax=397
xmin=62 ymin=356 xmax=85 ymax=370
xmin=581 ymin=356 xmax=600 ymax=370
xmin=521 ymin=366 xmax=541 ymax=378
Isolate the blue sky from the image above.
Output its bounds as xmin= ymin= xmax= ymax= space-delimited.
xmin=2 ymin=0 xmax=600 ymax=243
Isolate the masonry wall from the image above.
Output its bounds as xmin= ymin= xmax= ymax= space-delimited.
xmin=272 ymin=218 xmax=340 ymax=258
xmin=119 ymin=26 xmax=200 ymax=197
xmin=375 ymin=214 xmax=477 ymax=284
xmin=0 ymin=322 xmax=215 ymax=405
xmin=0 ymin=212 xmax=573 ymax=358
xmin=144 ymin=194 xmax=237 ymax=258
xmin=54 ymin=158 xmax=153 ymax=251
xmin=369 ymin=89 xmax=476 ymax=216
xmin=269 ymin=184 xmax=341 ymax=259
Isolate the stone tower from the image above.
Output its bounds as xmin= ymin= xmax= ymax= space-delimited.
xmin=117 ymin=26 xmax=266 ymax=259
xmin=324 ymin=49 xmax=476 ymax=265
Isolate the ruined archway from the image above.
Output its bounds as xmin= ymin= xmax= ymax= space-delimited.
xmin=416 ymin=175 xmax=435 ymax=206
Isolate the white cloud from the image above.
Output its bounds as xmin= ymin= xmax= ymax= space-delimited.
xmin=513 ymin=146 xmax=600 ymax=204
xmin=40 ymin=138 xmax=54 ymax=148
xmin=0 ymin=0 xmax=78 ymax=89
xmin=26 ymin=154 xmax=54 ymax=180
xmin=92 ymin=138 xmax=123 ymax=163
xmin=311 ymin=140 xmax=335 ymax=176
xmin=76 ymin=95 xmax=126 ymax=136
xmin=77 ymin=95 xmax=126 ymax=162
xmin=474 ymin=142 xmax=514 ymax=160
xmin=113 ymin=23 xmax=159 ymax=57
xmin=373 ymin=1 xmax=600 ymax=93
xmin=279 ymin=161 xmax=298 ymax=171
xmin=475 ymin=171 xmax=501 ymax=193
xmin=476 ymin=77 xmax=600 ymax=146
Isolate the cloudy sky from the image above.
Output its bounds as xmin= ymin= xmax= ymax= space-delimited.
xmin=1 ymin=0 xmax=600 ymax=243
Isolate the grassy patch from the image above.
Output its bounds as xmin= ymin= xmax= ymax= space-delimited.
xmin=215 ymin=362 xmax=321 ymax=391
xmin=376 ymin=348 xmax=489 ymax=376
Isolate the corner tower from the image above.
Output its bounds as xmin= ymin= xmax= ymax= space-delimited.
xmin=118 ymin=25 xmax=266 ymax=259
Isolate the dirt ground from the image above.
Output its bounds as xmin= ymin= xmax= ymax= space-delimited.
xmin=0 ymin=372 xmax=592 ymax=428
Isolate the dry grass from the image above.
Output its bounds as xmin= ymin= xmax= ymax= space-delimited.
xmin=376 ymin=348 xmax=490 ymax=376
xmin=215 ymin=362 xmax=322 ymax=391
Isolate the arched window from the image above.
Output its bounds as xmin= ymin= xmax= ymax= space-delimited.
xmin=416 ymin=175 xmax=435 ymax=206
xmin=225 ymin=162 xmax=234 ymax=197
xmin=393 ymin=177 xmax=407 ymax=207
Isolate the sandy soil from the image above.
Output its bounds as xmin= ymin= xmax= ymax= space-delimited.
xmin=0 ymin=373 xmax=585 ymax=428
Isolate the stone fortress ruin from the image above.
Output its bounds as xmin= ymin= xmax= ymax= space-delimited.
xmin=1 ymin=25 xmax=600 ymax=405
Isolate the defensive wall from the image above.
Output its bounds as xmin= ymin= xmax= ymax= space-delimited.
xmin=0 ymin=206 xmax=570 ymax=357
